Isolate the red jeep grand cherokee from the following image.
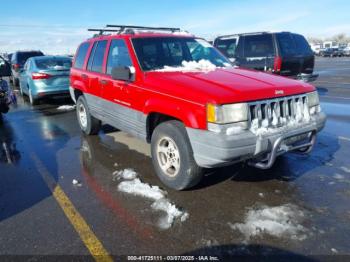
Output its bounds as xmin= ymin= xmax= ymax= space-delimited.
xmin=70 ymin=25 xmax=326 ymax=190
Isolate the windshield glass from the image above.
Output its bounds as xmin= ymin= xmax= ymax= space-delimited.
xmin=277 ymin=33 xmax=313 ymax=56
xmin=35 ymin=57 xmax=72 ymax=70
xmin=132 ymin=37 xmax=232 ymax=71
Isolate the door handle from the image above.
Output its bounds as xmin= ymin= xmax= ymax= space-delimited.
xmin=81 ymin=74 xmax=88 ymax=79
xmin=99 ymin=79 xmax=109 ymax=85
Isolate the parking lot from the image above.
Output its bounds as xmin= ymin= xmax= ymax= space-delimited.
xmin=1 ymin=57 xmax=350 ymax=260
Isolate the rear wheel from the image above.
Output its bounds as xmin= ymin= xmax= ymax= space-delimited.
xmin=13 ymin=77 xmax=19 ymax=87
xmin=29 ymin=89 xmax=38 ymax=105
xmin=151 ymin=120 xmax=203 ymax=190
xmin=76 ymin=96 xmax=101 ymax=135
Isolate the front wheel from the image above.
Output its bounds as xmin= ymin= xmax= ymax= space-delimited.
xmin=76 ymin=96 xmax=101 ymax=135
xmin=151 ymin=120 xmax=203 ymax=190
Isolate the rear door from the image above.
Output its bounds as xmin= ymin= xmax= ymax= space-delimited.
xmin=86 ymin=40 xmax=108 ymax=104
xmin=276 ymin=33 xmax=314 ymax=77
xmin=241 ymin=34 xmax=275 ymax=71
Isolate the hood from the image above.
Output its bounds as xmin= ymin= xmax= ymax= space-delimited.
xmin=143 ymin=68 xmax=315 ymax=105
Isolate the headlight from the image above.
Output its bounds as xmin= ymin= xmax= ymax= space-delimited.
xmin=207 ymin=103 xmax=248 ymax=124
xmin=307 ymin=91 xmax=321 ymax=115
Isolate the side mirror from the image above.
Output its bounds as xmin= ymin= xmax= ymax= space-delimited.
xmin=0 ymin=61 xmax=11 ymax=77
xmin=111 ymin=66 xmax=135 ymax=82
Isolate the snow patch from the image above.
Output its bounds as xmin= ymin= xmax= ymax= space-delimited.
xmin=340 ymin=166 xmax=350 ymax=173
xmin=229 ymin=204 xmax=307 ymax=241
xmin=118 ymin=178 xmax=166 ymax=201
xmin=155 ymin=59 xmax=217 ymax=72
xmin=72 ymin=179 xmax=82 ymax=186
xmin=112 ymin=168 xmax=137 ymax=181
xmin=57 ymin=105 xmax=76 ymax=111
xmin=151 ymin=198 xmax=189 ymax=229
xmin=115 ymin=169 xmax=188 ymax=229
xmin=334 ymin=173 xmax=345 ymax=180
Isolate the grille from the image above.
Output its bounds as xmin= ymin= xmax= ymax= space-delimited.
xmin=249 ymin=94 xmax=309 ymax=129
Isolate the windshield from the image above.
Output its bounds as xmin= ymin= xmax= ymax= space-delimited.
xmin=35 ymin=57 xmax=72 ymax=70
xmin=132 ymin=37 xmax=232 ymax=71
xmin=277 ymin=33 xmax=313 ymax=56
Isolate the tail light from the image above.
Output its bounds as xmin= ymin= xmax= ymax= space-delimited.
xmin=13 ymin=64 xmax=20 ymax=71
xmin=32 ymin=72 xmax=51 ymax=80
xmin=273 ymin=56 xmax=282 ymax=73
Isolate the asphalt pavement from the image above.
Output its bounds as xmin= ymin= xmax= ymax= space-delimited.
xmin=0 ymin=57 xmax=350 ymax=261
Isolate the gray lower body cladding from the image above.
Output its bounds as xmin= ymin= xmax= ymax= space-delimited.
xmin=187 ymin=112 xmax=326 ymax=168
xmin=84 ymin=93 xmax=147 ymax=141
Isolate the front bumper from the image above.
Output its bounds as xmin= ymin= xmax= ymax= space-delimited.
xmin=296 ymin=73 xmax=319 ymax=83
xmin=186 ymin=112 xmax=326 ymax=168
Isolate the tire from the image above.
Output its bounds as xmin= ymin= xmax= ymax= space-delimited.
xmin=29 ymin=89 xmax=38 ymax=105
xmin=151 ymin=120 xmax=203 ymax=190
xmin=76 ymin=95 xmax=101 ymax=135
xmin=13 ymin=77 xmax=19 ymax=87
xmin=19 ymin=82 xmax=24 ymax=96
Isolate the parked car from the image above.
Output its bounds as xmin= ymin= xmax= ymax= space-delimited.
xmin=213 ymin=32 xmax=318 ymax=82
xmin=319 ymin=48 xmax=341 ymax=57
xmin=0 ymin=56 xmax=13 ymax=117
xmin=343 ymin=47 xmax=350 ymax=56
xmin=10 ymin=50 xmax=44 ymax=86
xmin=5 ymin=53 xmax=13 ymax=63
xmin=19 ymin=56 xmax=72 ymax=105
xmin=70 ymin=25 xmax=326 ymax=190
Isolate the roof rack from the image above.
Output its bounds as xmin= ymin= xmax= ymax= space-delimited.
xmin=216 ymin=31 xmax=270 ymax=39
xmin=88 ymin=28 xmax=122 ymax=37
xmin=106 ymin=24 xmax=181 ymax=34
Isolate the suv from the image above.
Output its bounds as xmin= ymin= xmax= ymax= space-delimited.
xmin=213 ymin=32 xmax=318 ymax=82
xmin=70 ymin=25 xmax=326 ymax=190
xmin=11 ymin=50 xmax=44 ymax=86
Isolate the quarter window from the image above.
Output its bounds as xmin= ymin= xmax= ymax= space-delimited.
xmin=106 ymin=39 xmax=132 ymax=75
xmin=244 ymin=35 xmax=274 ymax=58
xmin=74 ymin=42 xmax=90 ymax=69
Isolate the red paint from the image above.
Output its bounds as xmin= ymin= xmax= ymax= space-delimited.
xmin=71 ymin=33 xmax=316 ymax=130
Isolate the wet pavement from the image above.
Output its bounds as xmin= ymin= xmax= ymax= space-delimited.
xmin=0 ymin=57 xmax=350 ymax=260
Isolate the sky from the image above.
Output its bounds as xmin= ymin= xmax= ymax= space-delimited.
xmin=0 ymin=0 xmax=349 ymax=54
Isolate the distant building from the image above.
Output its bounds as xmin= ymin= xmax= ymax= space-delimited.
xmin=323 ymin=41 xmax=338 ymax=49
xmin=310 ymin=43 xmax=322 ymax=54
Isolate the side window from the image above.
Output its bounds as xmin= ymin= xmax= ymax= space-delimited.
xmin=106 ymin=39 xmax=132 ymax=75
xmin=88 ymin=40 xmax=107 ymax=73
xmin=244 ymin=35 xmax=274 ymax=58
xmin=74 ymin=42 xmax=90 ymax=69
xmin=215 ymin=38 xmax=237 ymax=58
xmin=87 ymin=42 xmax=98 ymax=70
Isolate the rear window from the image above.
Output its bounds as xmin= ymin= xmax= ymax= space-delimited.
xmin=35 ymin=57 xmax=72 ymax=70
xmin=244 ymin=34 xmax=274 ymax=57
xmin=17 ymin=52 xmax=44 ymax=65
xmin=215 ymin=38 xmax=237 ymax=58
xmin=277 ymin=33 xmax=313 ymax=56
xmin=74 ymin=42 xmax=90 ymax=69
